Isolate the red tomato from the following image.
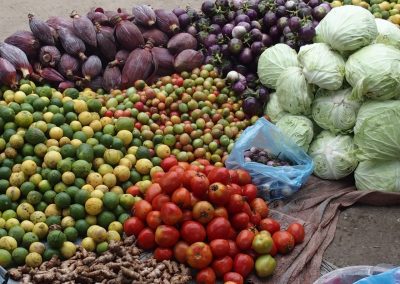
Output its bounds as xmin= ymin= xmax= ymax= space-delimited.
xmin=287 ymin=223 xmax=305 ymax=244
xmin=231 ymin=212 xmax=250 ymax=231
xmin=133 ymin=200 xmax=152 ymax=221
xmin=155 ymin=225 xmax=180 ymax=248
xmin=235 ymin=229 xmax=255 ymax=251
xmin=180 ymin=221 xmax=206 ymax=244
xmin=209 ymin=239 xmax=230 ymax=258
xmin=160 ymin=156 xmax=178 ymax=172
xmin=159 ymin=171 xmax=182 ymax=195
xmin=212 ymin=256 xmax=233 ymax=278
xmin=250 ymin=212 xmax=262 ymax=226
xmin=123 ymin=217 xmax=144 ymax=237
xmin=173 ymin=241 xmax=189 ymax=264
xmin=259 ymin=218 xmax=281 ymax=235
xmin=208 ymin=182 xmax=230 ymax=207
xmin=146 ymin=210 xmax=162 ymax=230
xmin=224 ymin=272 xmax=244 ymax=284
xmin=171 ymin=187 xmax=191 ymax=208
xmin=227 ymin=240 xmax=239 ymax=258
xmin=227 ymin=194 xmax=245 ymax=214
xmin=182 ymin=170 xmax=197 ymax=188
xmin=122 ymin=109 xmax=131 ymax=117
xmin=186 ymin=242 xmax=213 ymax=270
xmin=196 ymin=158 xmax=210 ymax=167
xmin=228 ymin=227 xmax=238 ymax=240
xmin=113 ymin=110 xmax=124 ymax=118
xmin=204 ymin=165 xmax=215 ymax=176
xmin=152 ymin=172 xmax=165 ymax=184
xmin=229 ymin=170 xmax=239 ymax=185
xmin=192 ymin=201 xmax=215 ymax=224
xmin=207 ymin=167 xmax=231 ymax=185
xmin=160 ymin=202 xmax=183 ymax=225
xmin=242 ymin=184 xmax=257 ymax=202
xmin=145 ymin=183 xmax=162 ymax=203
xmin=272 ymin=231 xmax=295 ymax=254
xmin=104 ymin=110 xmax=113 ymax=117
xmin=154 ymin=247 xmax=173 ymax=261
xmin=270 ymin=241 xmax=278 ymax=257
xmin=251 ymin=198 xmax=269 ymax=218
xmin=137 ymin=228 xmax=155 ymax=250
xmin=182 ymin=210 xmax=193 ymax=222
xmin=196 ymin=267 xmax=216 ymax=284
xmin=169 ymin=165 xmax=185 ymax=176
xmin=236 ymin=169 xmax=252 ymax=185
xmin=206 ymin=217 xmax=232 ymax=241
xmin=214 ymin=207 xmax=228 ymax=219
xmin=151 ymin=194 xmax=170 ymax=211
xmin=190 ymin=193 xmax=200 ymax=207
xmin=177 ymin=162 xmax=191 ymax=170
xmin=126 ymin=185 xmax=140 ymax=196
xmin=233 ymin=253 xmax=254 ymax=278
xmin=190 ymin=173 xmax=209 ymax=199
xmin=227 ymin=184 xmax=242 ymax=195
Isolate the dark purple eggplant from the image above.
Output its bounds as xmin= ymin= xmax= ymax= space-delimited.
xmin=250 ymin=41 xmax=264 ymax=56
xmin=186 ymin=25 xmax=198 ymax=37
xmin=87 ymin=76 xmax=103 ymax=90
xmin=121 ymin=44 xmax=155 ymax=88
xmin=243 ymin=96 xmax=262 ymax=116
xmin=201 ymin=1 xmax=215 ymax=15
xmin=174 ymin=49 xmax=203 ymax=72
xmin=57 ymin=27 xmax=87 ymax=60
xmin=95 ymin=24 xmax=116 ymax=61
xmin=0 ymin=58 xmax=17 ymax=88
xmin=228 ymin=38 xmax=243 ymax=55
xmin=222 ymin=24 xmax=234 ymax=36
xmin=239 ymin=48 xmax=253 ymax=64
xmin=58 ymin=81 xmax=75 ymax=91
xmin=232 ymin=81 xmax=246 ymax=94
xmin=263 ymin=11 xmax=277 ymax=29
xmin=82 ymin=55 xmax=102 ymax=81
xmin=0 ymin=42 xmax=33 ymax=78
xmin=87 ymin=11 xmax=109 ymax=24
xmin=299 ymin=22 xmax=316 ymax=42
xmin=173 ymin=8 xmax=186 ymax=17
xmin=70 ymin=10 xmax=97 ymax=47
xmin=103 ymin=65 xmax=121 ymax=91
xmin=108 ymin=50 xmax=130 ymax=67
xmin=4 ymin=31 xmax=40 ymax=58
xmin=112 ymin=16 xmax=144 ymax=51
xmin=28 ymin=14 xmax=55 ymax=45
xmin=167 ymin=33 xmax=197 ymax=55
xmin=152 ymin=47 xmax=174 ymax=75
xmin=142 ymin=28 xmax=169 ymax=47
xmin=155 ymin=9 xmax=180 ymax=34
xmin=132 ymin=5 xmax=156 ymax=27
xmin=38 ymin=67 xmax=65 ymax=83
xmin=178 ymin=14 xmax=191 ymax=28
xmin=39 ymin=46 xmax=61 ymax=67
xmin=58 ymin=53 xmax=80 ymax=78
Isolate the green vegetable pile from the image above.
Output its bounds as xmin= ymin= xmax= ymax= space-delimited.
xmin=258 ymin=5 xmax=400 ymax=192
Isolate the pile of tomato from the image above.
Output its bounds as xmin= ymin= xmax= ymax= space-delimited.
xmin=123 ymin=156 xmax=305 ymax=283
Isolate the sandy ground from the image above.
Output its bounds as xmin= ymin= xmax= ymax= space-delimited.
xmin=1 ymin=0 xmax=400 ymax=273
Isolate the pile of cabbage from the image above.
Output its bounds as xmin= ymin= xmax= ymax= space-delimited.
xmin=257 ymin=6 xmax=400 ymax=192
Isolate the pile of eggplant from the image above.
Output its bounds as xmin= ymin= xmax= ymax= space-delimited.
xmin=0 ymin=6 xmax=204 ymax=91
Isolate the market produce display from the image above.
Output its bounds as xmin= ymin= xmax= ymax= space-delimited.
xmin=125 ymin=160 xmax=305 ymax=281
xmin=260 ymin=5 xmax=400 ymax=188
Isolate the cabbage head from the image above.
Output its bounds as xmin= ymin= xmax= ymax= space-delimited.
xmin=264 ymin=92 xmax=288 ymax=123
xmin=345 ymin=43 xmax=400 ymax=101
xmin=298 ymin=43 xmax=345 ymax=90
xmin=353 ymin=100 xmax=400 ymax=160
xmin=276 ymin=67 xmax=314 ymax=116
xmin=312 ymin=88 xmax=361 ymax=134
xmin=315 ymin=6 xmax=377 ymax=52
xmin=374 ymin=18 xmax=400 ymax=49
xmin=308 ymin=131 xmax=358 ymax=180
xmin=257 ymin=44 xmax=299 ymax=89
xmin=355 ymin=160 xmax=400 ymax=192
xmin=276 ymin=115 xmax=314 ymax=151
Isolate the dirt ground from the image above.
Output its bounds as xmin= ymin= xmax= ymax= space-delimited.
xmin=1 ymin=0 xmax=399 ymax=275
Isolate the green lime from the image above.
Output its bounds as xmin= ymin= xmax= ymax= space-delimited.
xmin=113 ymin=205 xmax=126 ymax=217
xmin=8 ymin=226 xmax=25 ymax=244
xmin=54 ymin=192 xmax=71 ymax=209
xmin=12 ymin=247 xmax=29 ymax=265
xmin=48 ymin=170 xmax=61 ymax=185
xmin=47 ymin=230 xmax=66 ymax=249
xmin=103 ymin=192 xmax=119 ymax=211
xmin=26 ymin=191 xmax=42 ymax=205
xmin=0 ymin=249 xmax=12 ymax=268
xmin=64 ymin=227 xmax=78 ymax=242
xmin=60 ymin=144 xmax=76 ymax=158
xmin=46 ymin=216 xmax=61 ymax=226
xmin=74 ymin=190 xmax=89 ymax=205
xmin=0 ymin=195 xmax=12 ymax=211
xmin=22 ymin=232 xmax=39 ymax=249
xmin=69 ymin=204 xmax=85 ymax=220
xmin=97 ymin=211 xmax=116 ymax=229
xmin=43 ymin=248 xmax=61 ymax=261
xmin=96 ymin=242 xmax=109 ymax=254
xmin=74 ymin=219 xmax=89 ymax=237
xmin=65 ymin=186 xmax=79 ymax=199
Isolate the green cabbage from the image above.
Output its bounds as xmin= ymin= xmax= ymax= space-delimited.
xmin=353 ymin=100 xmax=400 ymax=160
xmin=257 ymin=44 xmax=299 ymax=89
xmin=354 ymin=100 xmax=400 ymax=133
xmin=308 ymin=131 xmax=358 ymax=180
xmin=264 ymin=92 xmax=288 ymax=123
xmin=276 ymin=115 xmax=314 ymax=151
xmin=345 ymin=43 xmax=400 ymax=101
xmin=298 ymin=43 xmax=345 ymax=90
xmin=315 ymin=6 xmax=377 ymax=52
xmin=276 ymin=67 xmax=314 ymax=116
xmin=355 ymin=160 xmax=400 ymax=192
xmin=374 ymin=19 xmax=400 ymax=49
xmin=312 ymin=88 xmax=361 ymax=134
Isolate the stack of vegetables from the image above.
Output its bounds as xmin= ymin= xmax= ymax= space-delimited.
xmin=259 ymin=5 xmax=400 ymax=192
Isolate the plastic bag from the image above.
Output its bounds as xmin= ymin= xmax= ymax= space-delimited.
xmin=225 ymin=117 xmax=314 ymax=200
xmin=354 ymin=267 xmax=400 ymax=284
